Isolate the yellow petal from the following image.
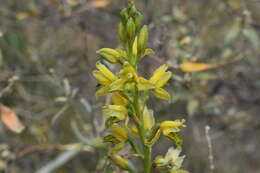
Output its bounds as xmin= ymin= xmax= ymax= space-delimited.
xmin=102 ymin=105 xmax=128 ymax=121
xmin=143 ymin=107 xmax=155 ymax=130
xmin=104 ymin=134 xmax=120 ymax=143
xmin=96 ymin=48 xmax=120 ymax=63
xmin=153 ymin=88 xmax=171 ymax=101
xmin=96 ymin=61 xmax=117 ymax=81
xmin=110 ymin=124 xmax=128 ymax=141
xmin=111 ymin=92 xmax=128 ymax=105
xmin=109 ymin=78 xmax=127 ymax=92
xmin=160 ymin=120 xmax=186 ymax=134
xmin=155 ymin=71 xmax=172 ymax=88
xmin=95 ymin=86 xmax=110 ymax=97
xmin=150 ymin=64 xmax=168 ymax=84
xmin=179 ymin=62 xmax=211 ymax=72
xmin=137 ymin=77 xmax=155 ymax=91
xmin=92 ymin=70 xmax=110 ymax=85
xmin=155 ymin=156 xmax=168 ymax=167
xmin=111 ymin=142 xmax=126 ymax=153
xmin=109 ymin=154 xmax=130 ymax=170
xmin=160 ymin=120 xmax=186 ymax=129
xmin=163 ymin=132 xmax=183 ymax=147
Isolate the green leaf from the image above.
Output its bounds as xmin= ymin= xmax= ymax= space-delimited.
xmin=243 ymin=28 xmax=259 ymax=50
xmin=224 ymin=29 xmax=240 ymax=46
xmin=187 ymin=99 xmax=199 ymax=117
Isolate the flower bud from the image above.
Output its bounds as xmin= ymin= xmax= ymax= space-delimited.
xmin=118 ymin=22 xmax=126 ymax=43
xmin=120 ymin=8 xmax=129 ymax=25
xmin=134 ymin=12 xmax=143 ymax=30
xmin=128 ymin=4 xmax=137 ymax=17
xmin=109 ymin=154 xmax=131 ymax=170
xmin=96 ymin=48 xmax=121 ymax=63
xmin=138 ymin=25 xmax=148 ymax=52
xmin=126 ymin=17 xmax=136 ymax=39
xmin=132 ymin=36 xmax=138 ymax=56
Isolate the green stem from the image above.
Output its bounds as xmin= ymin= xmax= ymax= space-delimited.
xmin=127 ymin=167 xmax=136 ymax=173
xmin=133 ymin=88 xmax=151 ymax=173
xmin=128 ymin=137 xmax=142 ymax=155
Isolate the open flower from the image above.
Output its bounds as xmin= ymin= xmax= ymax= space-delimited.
xmin=102 ymin=105 xmax=128 ymax=126
xmin=160 ymin=120 xmax=186 ymax=146
xmin=109 ymin=62 xmax=154 ymax=92
xmin=155 ymin=147 xmax=186 ymax=172
xmin=149 ymin=64 xmax=172 ymax=100
xmin=111 ymin=92 xmax=129 ymax=105
xmin=92 ymin=61 xmax=117 ymax=97
xmin=104 ymin=124 xmax=128 ymax=153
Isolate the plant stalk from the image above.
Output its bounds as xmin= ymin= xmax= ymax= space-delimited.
xmin=133 ymin=89 xmax=151 ymax=173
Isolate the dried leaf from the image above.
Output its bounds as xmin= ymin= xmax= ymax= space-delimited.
xmin=180 ymin=62 xmax=211 ymax=72
xmin=90 ymin=0 xmax=111 ymax=8
xmin=0 ymin=106 xmax=25 ymax=133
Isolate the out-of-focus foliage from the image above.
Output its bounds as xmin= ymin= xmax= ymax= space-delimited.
xmin=0 ymin=0 xmax=260 ymax=173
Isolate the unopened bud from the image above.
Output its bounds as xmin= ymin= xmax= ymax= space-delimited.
xmin=97 ymin=48 xmax=121 ymax=63
xmin=134 ymin=12 xmax=143 ymax=31
xmin=132 ymin=37 xmax=138 ymax=56
xmin=126 ymin=17 xmax=136 ymax=39
xmin=138 ymin=25 xmax=148 ymax=52
xmin=120 ymin=8 xmax=129 ymax=25
xmin=128 ymin=4 xmax=137 ymax=17
xmin=118 ymin=22 xmax=126 ymax=43
xmin=109 ymin=154 xmax=130 ymax=170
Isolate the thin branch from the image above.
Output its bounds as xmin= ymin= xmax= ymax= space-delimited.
xmin=17 ymin=143 xmax=93 ymax=158
xmin=35 ymin=150 xmax=78 ymax=173
xmin=0 ymin=76 xmax=19 ymax=98
xmin=205 ymin=125 xmax=215 ymax=173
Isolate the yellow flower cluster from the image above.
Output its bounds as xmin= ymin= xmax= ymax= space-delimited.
xmin=92 ymin=2 xmax=187 ymax=173
xmin=93 ymin=60 xmax=171 ymax=100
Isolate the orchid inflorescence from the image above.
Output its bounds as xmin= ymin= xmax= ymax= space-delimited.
xmin=93 ymin=2 xmax=188 ymax=173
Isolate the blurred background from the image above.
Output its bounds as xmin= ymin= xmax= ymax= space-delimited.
xmin=0 ymin=0 xmax=260 ymax=172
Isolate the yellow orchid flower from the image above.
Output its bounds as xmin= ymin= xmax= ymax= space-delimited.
xmin=92 ymin=61 xmax=117 ymax=97
xmin=160 ymin=120 xmax=186 ymax=146
xmin=111 ymin=92 xmax=129 ymax=105
xmin=149 ymin=64 xmax=172 ymax=100
xmin=110 ymin=124 xmax=128 ymax=141
xmin=109 ymin=62 xmax=154 ymax=92
xmin=155 ymin=147 xmax=186 ymax=171
xmin=104 ymin=124 xmax=129 ymax=153
xmin=102 ymin=105 xmax=128 ymax=122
